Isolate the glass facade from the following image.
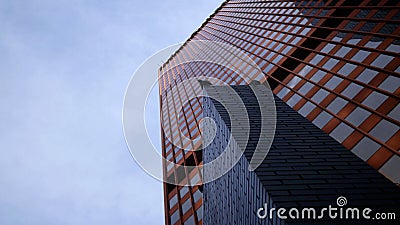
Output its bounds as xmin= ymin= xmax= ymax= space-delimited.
xmin=201 ymin=84 xmax=400 ymax=225
xmin=159 ymin=1 xmax=400 ymax=224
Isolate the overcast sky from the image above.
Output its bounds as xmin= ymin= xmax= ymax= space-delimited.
xmin=0 ymin=0 xmax=222 ymax=224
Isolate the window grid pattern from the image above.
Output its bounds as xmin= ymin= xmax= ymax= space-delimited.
xmin=159 ymin=1 xmax=400 ymax=224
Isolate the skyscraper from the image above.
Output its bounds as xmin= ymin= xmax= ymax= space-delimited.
xmin=158 ymin=1 xmax=400 ymax=224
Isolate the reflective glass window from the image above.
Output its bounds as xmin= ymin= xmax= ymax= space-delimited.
xmin=371 ymin=54 xmax=394 ymax=68
xmin=171 ymin=209 xmax=180 ymax=225
xmin=338 ymin=63 xmax=357 ymax=76
xmin=310 ymin=70 xmax=326 ymax=82
xmin=351 ymin=50 xmax=370 ymax=63
xmin=346 ymin=107 xmax=371 ymax=126
xmin=180 ymin=186 xmax=189 ymax=198
xmin=298 ymin=82 xmax=314 ymax=95
xmin=182 ymin=199 xmax=192 ymax=215
xmin=352 ymin=137 xmax=380 ymax=161
xmin=342 ymin=83 xmax=363 ymax=98
xmin=362 ymin=91 xmax=388 ymax=109
xmin=287 ymin=93 xmax=301 ymax=107
xmin=330 ymin=123 xmax=354 ymax=142
xmin=327 ymin=97 xmax=348 ymax=114
xmin=334 ymin=46 xmax=351 ymax=57
xmin=169 ymin=195 xmax=178 ymax=208
xmin=369 ymin=120 xmax=398 ymax=142
xmin=299 ymin=102 xmax=316 ymax=117
xmin=312 ymin=89 xmax=329 ymax=103
xmin=356 ymin=68 xmax=378 ymax=84
xmin=313 ymin=111 xmax=333 ymax=129
xmin=325 ymin=76 xmax=343 ymax=90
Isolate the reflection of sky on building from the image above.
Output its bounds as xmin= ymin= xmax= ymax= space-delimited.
xmin=276 ymin=5 xmax=399 ymax=183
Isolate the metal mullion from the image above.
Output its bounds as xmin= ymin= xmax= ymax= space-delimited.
xmin=201 ymin=25 xmax=400 ymax=128
xmin=190 ymin=35 xmax=399 ymax=156
xmin=215 ymin=10 xmax=400 ymax=40
xmin=208 ymin=16 xmax=400 ymax=90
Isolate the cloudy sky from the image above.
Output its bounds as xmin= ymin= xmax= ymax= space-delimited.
xmin=0 ymin=0 xmax=222 ymax=224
